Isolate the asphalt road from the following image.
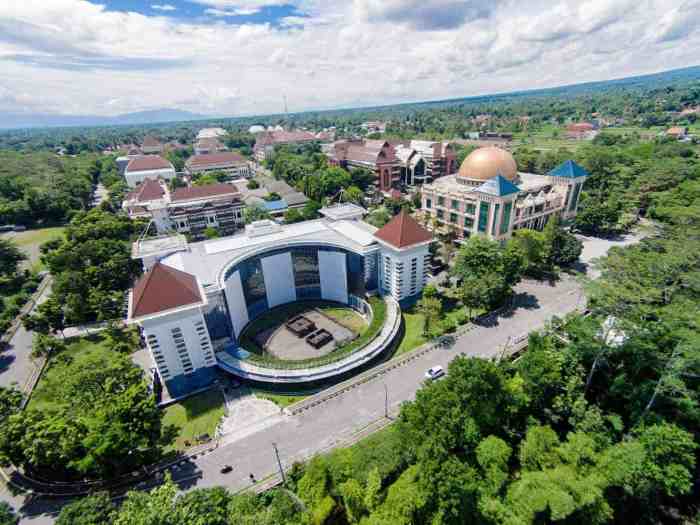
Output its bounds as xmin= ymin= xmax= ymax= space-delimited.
xmin=9 ymin=234 xmax=632 ymax=523
xmin=0 ymin=283 xmax=52 ymax=391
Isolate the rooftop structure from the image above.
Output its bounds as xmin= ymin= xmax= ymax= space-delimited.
xmin=141 ymin=135 xmax=163 ymax=154
xmin=130 ymin=263 xmax=203 ymax=319
xmin=197 ymin=128 xmax=227 ymax=139
xmin=374 ymin=211 xmax=433 ymax=249
xmin=319 ymin=203 xmax=367 ymax=222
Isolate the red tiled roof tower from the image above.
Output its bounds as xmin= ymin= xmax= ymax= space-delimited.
xmin=131 ymin=263 xmax=202 ymax=318
xmin=374 ymin=210 xmax=433 ymax=249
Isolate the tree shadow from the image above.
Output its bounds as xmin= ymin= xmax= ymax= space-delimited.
xmin=0 ymin=353 xmax=17 ymax=375
xmin=513 ymin=292 xmax=540 ymax=310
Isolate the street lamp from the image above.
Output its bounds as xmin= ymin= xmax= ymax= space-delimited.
xmin=272 ymin=442 xmax=286 ymax=484
xmin=383 ymin=382 xmax=389 ymax=419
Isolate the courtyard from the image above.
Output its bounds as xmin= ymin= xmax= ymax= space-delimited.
xmin=239 ymin=301 xmax=369 ymax=362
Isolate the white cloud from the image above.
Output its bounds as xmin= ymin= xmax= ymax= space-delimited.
xmin=0 ymin=0 xmax=698 ymax=117
xmin=205 ymin=7 xmax=261 ymax=16
xmin=151 ymin=4 xmax=177 ymax=11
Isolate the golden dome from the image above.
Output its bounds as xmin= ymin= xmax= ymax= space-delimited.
xmin=458 ymin=146 xmax=518 ymax=182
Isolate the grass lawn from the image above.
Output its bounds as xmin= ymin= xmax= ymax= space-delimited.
xmin=29 ymin=335 xmax=111 ymax=411
xmin=162 ymin=389 xmax=225 ymax=452
xmin=2 ymin=226 xmax=66 ymax=270
xmin=318 ymin=304 xmax=368 ymax=333
xmin=254 ymin=391 xmax=308 ymax=408
xmin=395 ymin=310 xmax=428 ymax=356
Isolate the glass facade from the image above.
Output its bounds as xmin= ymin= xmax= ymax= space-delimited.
xmin=478 ymin=202 xmax=490 ymax=233
xmin=500 ymin=202 xmax=512 ymax=235
xmin=223 ymin=244 xmax=368 ymax=325
xmin=569 ymin=183 xmax=581 ymax=212
xmin=491 ymin=203 xmax=500 ymax=236
xmin=465 ymin=202 xmax=476 ymax=215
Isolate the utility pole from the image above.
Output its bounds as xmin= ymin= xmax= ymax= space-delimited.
xmin=272 ymin=442 xmax=286 ymax=484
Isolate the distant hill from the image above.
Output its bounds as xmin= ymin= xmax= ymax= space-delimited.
xmin=0 ymin=108 xmax=210 ymax=130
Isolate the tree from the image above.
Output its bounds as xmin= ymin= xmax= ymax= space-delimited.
xmin=343 ymin=186 xmax=364 ymax=205
xmin=543 ymin=216 xmax=582 ymax=267
xmin=203 ymin=227 xmax=220 ymax=239
xmin=574 ymin=197 xmax=621 ymax=236
xmin=452 ymin=237 xmax=523 ymax=309
xmin=247 ymin=179 xmax=260 ymax=190
xmin=244 ymin=204 xmax=271 ymax=224
xmin=113 ymin=474 xmax=178 ymax=525
xmin=0 ymin=502 xmax=18 ymax=525
xmin=461 ymin=274 xmax=502 ymax=319
xmin=510 ymin=229 xmax=550 ymax=277
xmin=56 ymin=492 xmax=115 ymax=525
xmin=31 ymin=333 xmax=66 ymax=359
xmin=365 ymin=209 xmax=392 ymax=228
xmin=416 ymin=294 xmax=442 ymax=337
xmin=0 ymin=239 xmax=25 ymax=278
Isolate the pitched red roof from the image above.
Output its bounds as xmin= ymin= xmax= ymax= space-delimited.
xmin=171 ymin=183 xmax=238 ymax=202
xmin=126 ymin=178 xmax=165 ymax=202
xmin=255 ymin=130 xmax=317 ymax=147
xmin=131 ymin=263 xmax=202 ymax=318
xmin=126 ymin=156 xmax=173 ymax=172
xmin=374 ymin=211 xmax=432 ymax=249
xmin=142 ymin=135 xmax=161 ymax=148
xmin=186 ymin=152 xmax=246 ymax=168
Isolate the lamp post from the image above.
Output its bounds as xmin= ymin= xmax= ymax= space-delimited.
xmin=383 ymin=382 xmax=389 ymax=419
xmin=272 ymin=442 xmax=286 ymax=484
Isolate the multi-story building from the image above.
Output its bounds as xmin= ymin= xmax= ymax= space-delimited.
xmin=127 ymin=206 xmax=432 ymax=397
xmin=123 ymin=181 xmax=245 ymax=239
xmin=124 ymin=156 xmax=176 ymax=188
xmin=185 ymin=152 xmax=251 ymax=179
xmin=421 ymin=147 xmax=589 ymax=241
xmin=394 ymin=140 xmax=457 ymax=186
xmin=328 ymin=139 xmax=401 ymax=192
xmin=253 ymin=129 xmax=318 ymax=163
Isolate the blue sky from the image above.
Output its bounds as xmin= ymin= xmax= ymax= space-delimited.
xmin=0 ymin=1 xmax=699 ymax=117
xmin=96 ymin=0 xmax=303 ymax=26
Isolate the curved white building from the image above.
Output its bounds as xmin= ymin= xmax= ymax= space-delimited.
xmin=127 ymin=206 xmax=432 ymax=397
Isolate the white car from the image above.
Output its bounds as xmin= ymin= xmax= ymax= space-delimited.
xmin=425 ymin=366 xmax=445 ymax=380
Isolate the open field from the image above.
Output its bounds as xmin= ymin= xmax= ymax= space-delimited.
xmin=162 ymin=389 xmax=225 ymax=452
xmin=1 ymin=226 xmax=65 ymax=270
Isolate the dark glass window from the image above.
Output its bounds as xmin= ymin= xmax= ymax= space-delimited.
xmin=292 ymin=247 xmax=320 ymax=288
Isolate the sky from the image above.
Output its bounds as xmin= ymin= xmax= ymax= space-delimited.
xmin=1 ymin=0 xmax=699 ymax=117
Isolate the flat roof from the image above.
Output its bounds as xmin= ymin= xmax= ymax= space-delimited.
xmin=160 ymin=218 xmax=380 ymax=289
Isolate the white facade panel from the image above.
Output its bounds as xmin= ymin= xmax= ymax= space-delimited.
xmin=319 ymin=250 xmax=348 ymax=304
xmin=224 ymin=270 xmax=249 ymax=338
xmin=125 ymin=168 xmax=176 ymax=188
xmin=141 ymin=307 xmax=215 ymax=381
xmin=261 ymin=252 xmax=296 ymax=308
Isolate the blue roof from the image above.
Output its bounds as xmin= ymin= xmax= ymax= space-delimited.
xmin=262 ymin=199 xmax=288 ymax=212
xmin=475 ymin=174 xmax=521 ymax=197
xmin=547 ymin=160 xmax=590 ymax=179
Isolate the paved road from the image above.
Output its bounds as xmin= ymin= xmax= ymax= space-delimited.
xmin=8 ymin=234 xmax=632 ymax=523
xmin=0 ymin=283 xmax=52 ymax=391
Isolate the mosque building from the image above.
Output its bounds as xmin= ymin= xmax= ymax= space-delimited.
xmin=420 ymin=147 xmax=589 ymax=241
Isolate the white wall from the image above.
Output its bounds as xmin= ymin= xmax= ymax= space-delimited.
xmin=224 ymin=270 xmax=249 ymax=338
xmin=125 ymin=168 xmax=176 ymax=188
xmin=140 ymin=307 xmax=215 ymax=381
xmin=261 ymin=252 xmax=296 ymax=308
xmin=379 ymin=243 xmax=430 ymax=301
xmin=319 ymin=250 xmax=348 ymax=304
